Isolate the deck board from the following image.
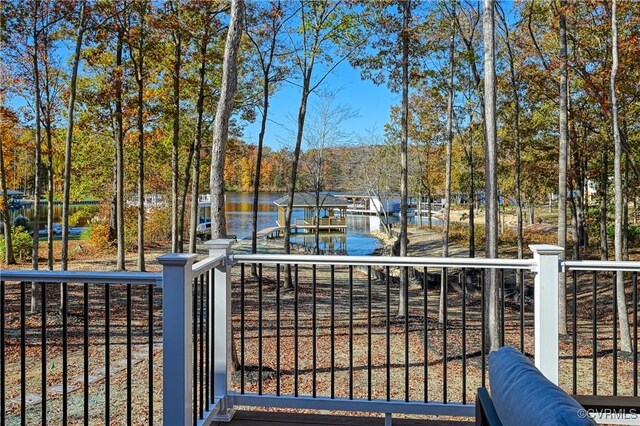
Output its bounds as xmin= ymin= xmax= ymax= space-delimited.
xmin=214 ymin=410 xmax=473 ymax=426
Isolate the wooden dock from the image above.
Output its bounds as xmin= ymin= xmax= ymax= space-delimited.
xmin=256 ymin=226 xmax=283 ymax=239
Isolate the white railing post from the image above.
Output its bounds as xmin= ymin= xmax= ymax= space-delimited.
xmin=205 ymin=239 xmax=236 ymax=421
xmin=158 ymin=253 xmax=197 ymax=426
xmin=529 ymin=244 xmax=564 ymax=384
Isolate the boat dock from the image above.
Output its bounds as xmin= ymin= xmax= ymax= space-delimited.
xmin=255 ymin=226 xmax=282 ymax=239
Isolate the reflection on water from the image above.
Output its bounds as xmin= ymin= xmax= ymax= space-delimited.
xmin=224 ymin=192 xmax=382 ymax=256
xmin=9 ymin=192 xmax=442 ymax=256
xmin=8 ymin=203 xmax=96 ymax=228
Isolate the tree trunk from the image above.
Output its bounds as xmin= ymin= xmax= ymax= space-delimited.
xmin=188 ymin=27 xmax=210 ymax=254
xmin=115 ymin=30 xmax=125 ymax=270
xmin=0 ymin=126 xmax=15 ymax=264
xmin=440 ymin=4 xmax=455 ymax=324
xmin=500 ymin=9 xmax=523 ymax=267
xmin=315 ymin=188 xmax=321 ymax=254
xmin=610 ymin=0 xmax=631 ymax=353
xmin=31 ymin=0 xmax=42 ymax=312
xmin=557 ymin=0 xmax=569 ymax=335
xmin=599 ymin=147 xmax=608 ymax=260
xmin=171 ymin=7 xmax=181 ymax=253
xmin=483 ymin=0 xmax=499 ymax=351
xmin=45 ymin=120 xmax=54 ymax=270
xmin=396 ymin=0 xmax=410 ymax=319
xmin=251 ymin=68 xmax=271 ymax=273
xmin=134 ymin=3 xmax=146 ymax=270
xmin=283 ymin=84 xmax=310 ymax=288
xmin=62 ymin=0 xmax=86 ymax=271
xmin=40 ymin=25 xmax=54 ymax=271
xmin=210 ymin=0 xmax=244 ymax=242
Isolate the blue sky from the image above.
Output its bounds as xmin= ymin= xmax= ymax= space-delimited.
xmin=241 ymin=60 xmax=398 ymax=150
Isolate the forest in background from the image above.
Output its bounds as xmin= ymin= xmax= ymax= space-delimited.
xmin=1 ymin=1 xmax=638 ymax=287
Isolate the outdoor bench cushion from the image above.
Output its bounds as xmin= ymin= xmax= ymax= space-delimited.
xmin=488 ymin=346 xmax=596 ymax=426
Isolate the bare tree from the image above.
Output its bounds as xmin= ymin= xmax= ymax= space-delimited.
xmin=302 ymin=93 xmax=356 ymax=254
xmin=483 ymin=0 xmax=499 ymax=351
xmin=610 ymin=0 xmax=631 ymax=353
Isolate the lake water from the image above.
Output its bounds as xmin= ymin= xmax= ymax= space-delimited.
xmin=8 ymin=192 xmax=441 ymax=256
xmin=224 ymin=192 xmax=382 ymax=256
xmin=8 ymin=203 xmax=96 ymax=227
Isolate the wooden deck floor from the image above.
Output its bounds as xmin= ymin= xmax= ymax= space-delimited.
xmin=213 ymin=410 xmax=473 ymax=426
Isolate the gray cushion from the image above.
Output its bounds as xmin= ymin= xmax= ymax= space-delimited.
xmin=489 ymin=346 xmax=596 ymax=426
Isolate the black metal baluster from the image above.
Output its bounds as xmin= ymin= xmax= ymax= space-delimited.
xmin=84 ymin=283 xmax=90 ymax=425
xmin=41 ymin=281 xmax=47 ymax=425
xmin=520 ymin=270 xmax=525 ymax=353
xmin=149 ymin=284 xmax=154 ymax=423
xmin=204 ymin=273 xmax=210 ymax=406
xmin=105 ymin=285 xmax=111 ymax=424
xmin=199 ymin=275 xmax=205 ymax=418
xmin=20 ymin=281 xmax=26 ymax=426
xmin=193 ymin=278 xmax=198 ymax=426
xmin=209 ymin=270 xmax=215 ymax=402
xmin=276 ymin=264 xmax=281 ymax=396
xmin=127 ymin=284 xmax=132 ymax=425
xmin=313 ymin=264 xmax=317 ymax=398
xmin=259 ymin=263 xmax=264 ymax=395
xmin=462 ymin=268 xmax=467 ymax=404
xmin=386 ymin=265 xmax=391 ymax=402
xmin=331 ymin=265 xmax=335 ymax=399
xmin=613 ymin=272 xmax=618 ymax=396
xmin=404 ymin=267 xmax=409 ymax=402
xmin=367 ymin=265 xmax=372 ymax=400
xmin=1 ymin=281 xmax=5 ymax=425
xmin=240 ymin=264 xmax=245 ymax=394
xmin=443 ymin=267 xmax=448 ymax=403
xmin=592 ymin=271 xmax=597 ymax=395
xmin=572 ymin=270 xmax=577 ymax=394
xmin=481 ymin=270 xmax=486 ymax=387
xmin=634 ymin=272 xmax=638 ymax=397
xmin=500 ymin=270 xmax=505 ymax=347
xmin=348 ymin=265 xmax=353 ymax=400
xmin=423 ymin=266 xmax=428 ymax=403
xmin=293 ymin=264 xmax=297 ymax=397
xmin=62 ymin=282 xmax=68 ymax=425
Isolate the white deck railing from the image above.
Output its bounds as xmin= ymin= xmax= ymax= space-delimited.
xmin=2 ymin=241 xmax=639 ymax=425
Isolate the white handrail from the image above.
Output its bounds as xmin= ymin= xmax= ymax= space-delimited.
xmin=192 ymin=254 xmax=225 ymax=278
xmin=234 ymin=253 xmax=535 ymax=270
xmin=562 ymin=260 xmax=640 ymax=272
xmin=0 ymin=269 xmax=163 ymax=286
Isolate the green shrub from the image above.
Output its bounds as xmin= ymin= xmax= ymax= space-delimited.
xmin=606 ymin=224 xmax=640 ymax=244
xmin=0 ymin=226 xmax=33 ymax=262
xmin=69 ymin=205 xmax=99 ymax=226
